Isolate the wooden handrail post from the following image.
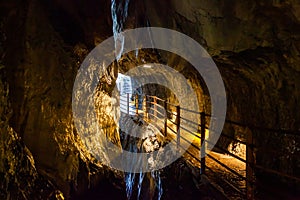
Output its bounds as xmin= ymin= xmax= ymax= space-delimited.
xmin=164 ymin=101 xmax=168 ymax=136
xmin=200 ymin=112 xmax=206 ymax=175
xmin=176 ymin=105 xmax=180 ymax=149
xmin=135 ymin=94 xmax=138 ymax=115
xmin=127 ymin=93 xmax=129 ymax=115
xmin=246 ymin=128 xmax=255 ymax=200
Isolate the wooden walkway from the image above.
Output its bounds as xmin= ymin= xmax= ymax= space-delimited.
xmin=120 ymin=93 xmax=300 ymax=200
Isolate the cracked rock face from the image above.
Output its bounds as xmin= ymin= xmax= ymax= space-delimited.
xmin=1 ymin=1 xmax=117 ymax=198
xmin=0 ymin=67 xmax=64 ymax=199
xmin=146 ymin=0 xmax=300 ymax=180
xmin=145 ymin=0 xmax=300 ymax=55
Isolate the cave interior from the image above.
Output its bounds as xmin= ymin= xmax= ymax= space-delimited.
xmin=0 ymin=0 xmax=300 ymax=200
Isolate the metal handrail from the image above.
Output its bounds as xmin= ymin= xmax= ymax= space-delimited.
xmin=146 ymin=95 xmax=165 ymax=102
xmin=170 ymin=140 xmax=201 ymax=163
xmin=149 ymin=101 xmax=165 ymax=108
xmin=168 ymin=125 xmax=177 ymax=134
xmin=166 ymin=110 xmax=178 ymax=116
xmin=180 ymin=116 xmax=200 ymax=127
xmin=180 ymin=126 xmax=201 ymax=139
xmin=206 ymin=114 xmax=300 ymax=136
xmin=147 ymin=106 xmax=166 ymax=117
xmin=145 ymin=94 xmax=300 ymax=135
xmin=180 ymin=106 xmax=202 ymax=115
xmin=147 ymin=112 xmax=165 ymax=122
xmin=128 ymin=93 xmax=300 ymax=200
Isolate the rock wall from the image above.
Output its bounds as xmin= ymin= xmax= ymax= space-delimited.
xmin=1 ymin=0 xmax=118 ymax=198
xmin=0 ymin=64 xmax=64 ymax=199
xmin=143 ymin=0 xmax=300 ymax=179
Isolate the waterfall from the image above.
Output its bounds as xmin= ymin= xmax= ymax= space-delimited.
xmin=151 ymin=171 xmax=163 ymax=200
xmin=111 ymin=0 xmax=130 ymax=60
xmin=111 ymin=1 xmax=163 ymax=199
xmin=125 ymin=172 xmax=136 ymax=199
xmin=119 ymin=114 xmax=163 ymax=200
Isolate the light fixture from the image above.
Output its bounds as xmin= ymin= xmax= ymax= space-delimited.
xmin=143 ymin=64 xmax=152 ymax=68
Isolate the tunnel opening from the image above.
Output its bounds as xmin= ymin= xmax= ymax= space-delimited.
xmin=87 ymin=41 xmax=261 ymax=199
xmin=86 ymin=44 xmax=220 ymax=199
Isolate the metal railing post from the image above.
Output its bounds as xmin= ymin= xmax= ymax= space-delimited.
xmin=135 ymin=94 xmax=139 ymax=115
xmin=127 ymin=93 xmax=129 ymax=115
xmin=153 ymin=97 xmax=157 ymax=119
xmin=200 ymin=112 xmax=206 ymax=175
xmin=176 ymin=105 xmax=180 ymax=148
xmin=146 ymin=96 xmax=150 ymax=121
xmin=246 ymin=128 xmax=254 ymax=200
xmin=143 ymin=95 xmax=147 ymax=120
xmin=164 ymin=101 xmax=168 ymax=136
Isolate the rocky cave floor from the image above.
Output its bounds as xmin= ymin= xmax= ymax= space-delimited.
xmin=71 ymin=159 xmax=227 ymax=200
xmin=71 ymin=153 xmax=300 ymax=200
xmin=71 ymin=115 xmax=228 ymax=200
xmin=183 ymin=146 xmax=300 ymax=200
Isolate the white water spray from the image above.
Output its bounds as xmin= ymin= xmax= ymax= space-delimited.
xmin=111 ymin=2 xmax=163 ymax=199
xmin=111 ymin=0 xmax=130 ymax=60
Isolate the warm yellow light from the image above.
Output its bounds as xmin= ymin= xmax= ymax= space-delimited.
xmin=143 ymin=64 xmax=152 ymax=68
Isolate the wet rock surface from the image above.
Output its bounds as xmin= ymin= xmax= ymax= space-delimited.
xmin=0 ymin=66 xmax=63 ymax=199
xmin=119 ymin=115 xmax=228 ymax=200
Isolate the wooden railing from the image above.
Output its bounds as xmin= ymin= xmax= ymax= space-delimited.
xmin=121 ymin=93 xmax=300 ymax=199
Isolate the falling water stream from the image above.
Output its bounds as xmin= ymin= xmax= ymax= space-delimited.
xmin=111 ymin=1 xmax=163 ymax=199
xmin=119 ymin=115 xmax=163 ymax=200
xmin=111 ymin=0 xmax=130 ymax=60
